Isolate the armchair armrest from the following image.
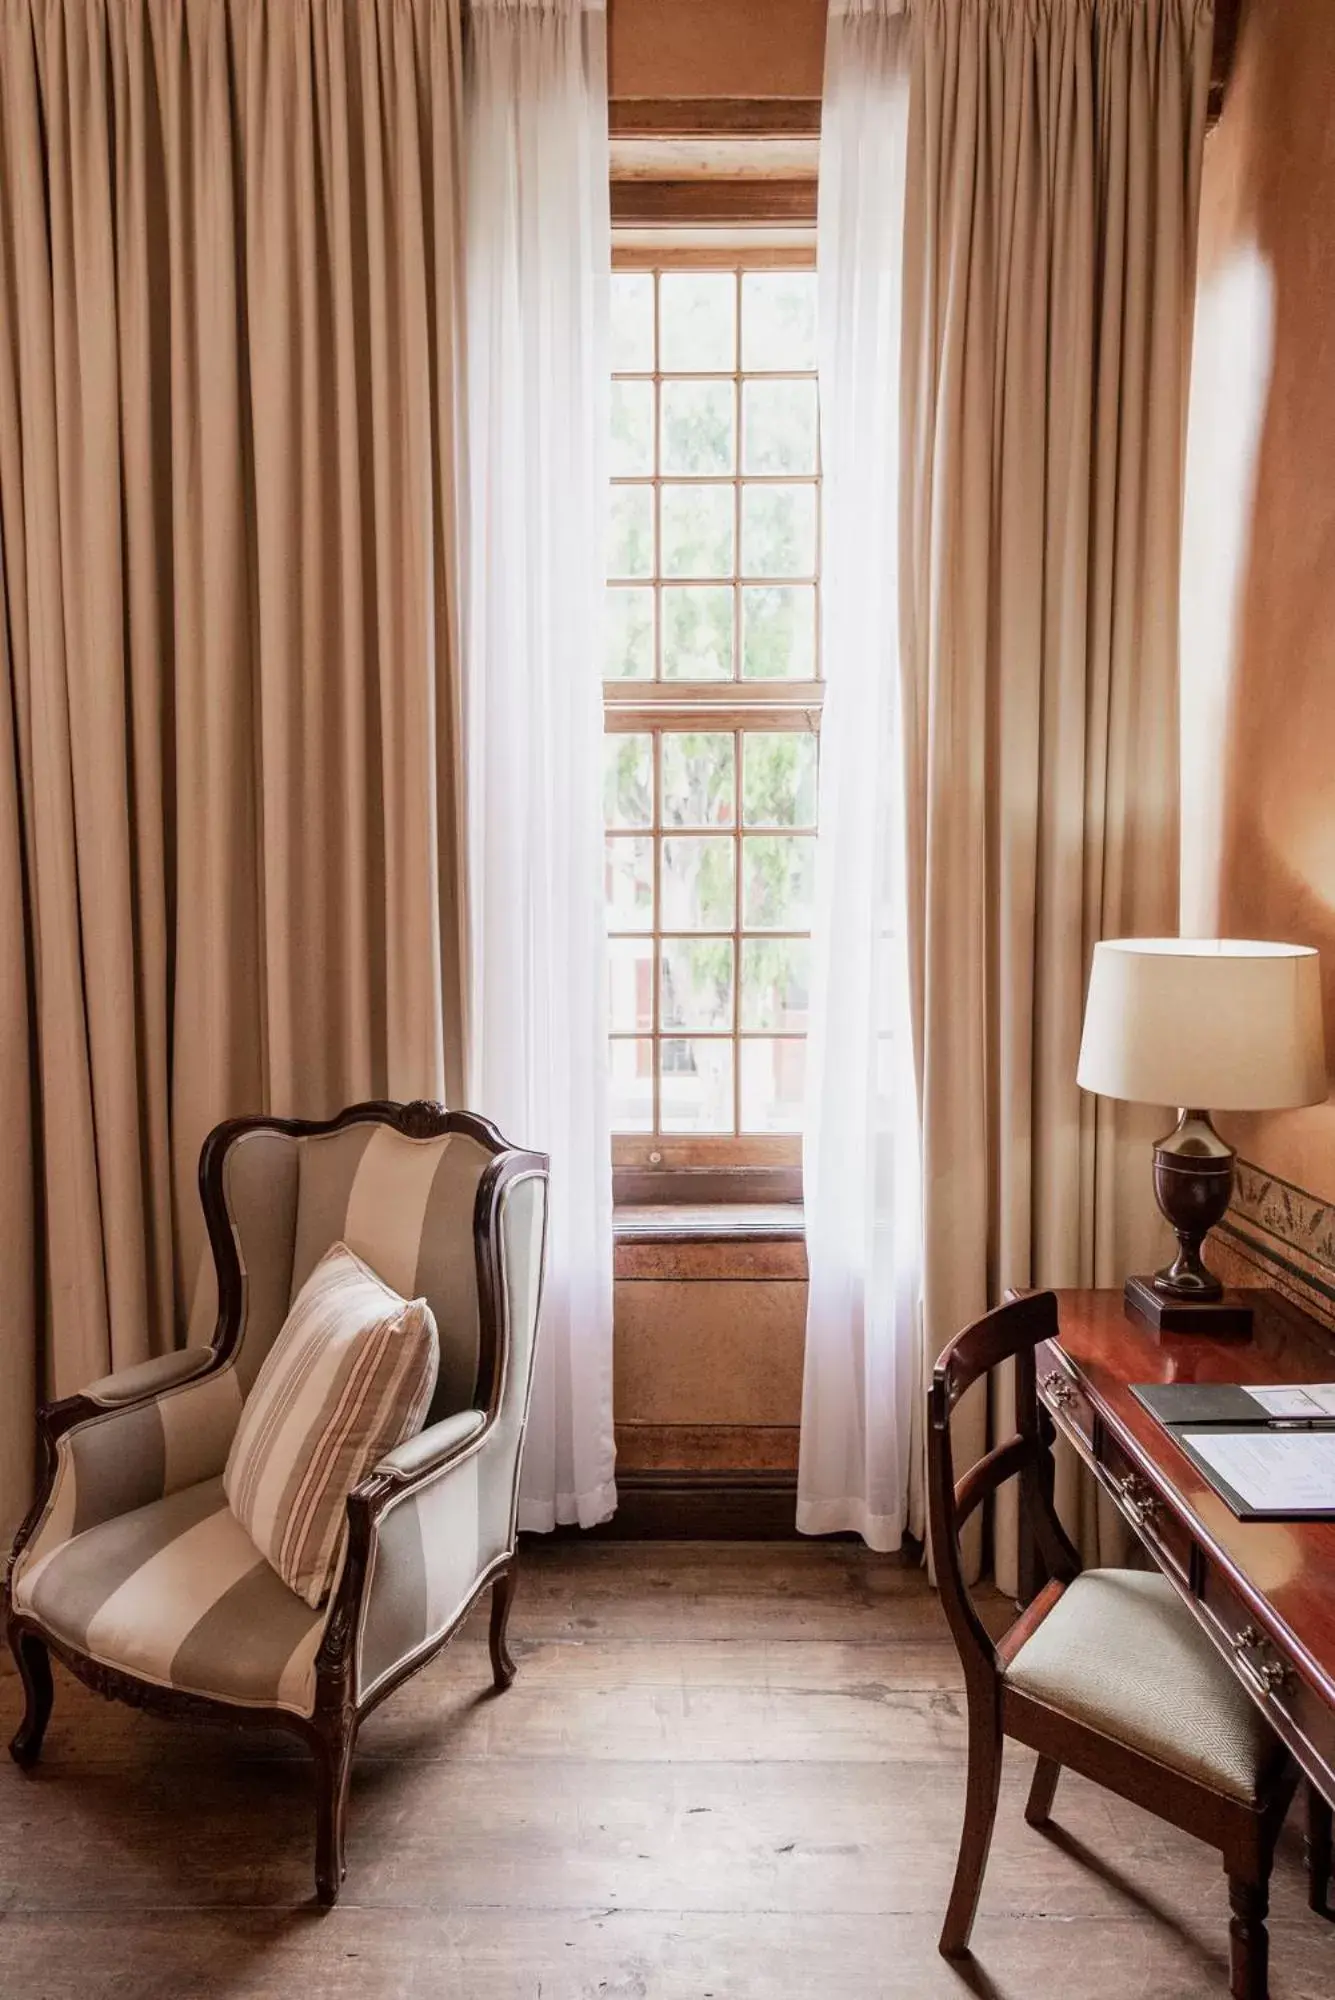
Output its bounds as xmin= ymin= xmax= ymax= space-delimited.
xmin=343 ymin=1408 xmax=512 ymax=1705
xmin=82 ymin=1347 xmax=216 ymax=1409
xmin=8 ymin=1351 xmax=245 ymax=1599
xmin=372 ymin=1408 xmax=486 ymax=1485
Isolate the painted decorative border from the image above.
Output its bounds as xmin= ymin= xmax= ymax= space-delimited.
xmin=1219 ymin=1158 xmax=1335 ymax=1329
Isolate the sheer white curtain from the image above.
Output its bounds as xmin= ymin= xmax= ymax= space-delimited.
xmin=798 ymin=0 xmax=918 ymax=1552
xmin=463 ymin=0 xmax=615 ymax=1530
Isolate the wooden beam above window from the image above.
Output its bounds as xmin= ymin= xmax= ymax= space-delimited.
xmin=610 ymin=97 xmax=822 ymax=140
xmin=613 ymin=233 xmax=816 ymax=270
xmin=610 ymin=137 xmax=819 ymax=181
xmin=612 ymin=179 xmax=818 ymax=228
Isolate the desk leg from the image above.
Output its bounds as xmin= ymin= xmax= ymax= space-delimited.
xmin=1227 ymin=1869 xmax=1270 ymax=2000
xmin=1305 ymin=1781 xmax=1333 ymax=1919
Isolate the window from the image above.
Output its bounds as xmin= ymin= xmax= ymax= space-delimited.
xmin=604 ymin=263 xmax=820 ymax=1170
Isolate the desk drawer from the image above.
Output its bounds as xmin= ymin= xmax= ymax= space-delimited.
xmin=1036 ymin=1346 xmax=1191 ymax=1584
xmin=1198 ymin=1561 xmax=1335 ymax=1793
xmin=1037 ymin=1347 xmax=1095 ymax=1454
xmin=1098 ymin=1430 xmax=1193 ymax=1586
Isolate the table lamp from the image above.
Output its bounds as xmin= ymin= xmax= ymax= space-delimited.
xmin=1077 ymin=939 xmax=1327 ymax=1335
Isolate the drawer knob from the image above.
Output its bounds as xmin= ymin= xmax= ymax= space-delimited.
xmin=1042 ymin=1370 xmax=1074 ymax=1408
xmin=1115 ymin=1469 xmax=1163 ymax=1535
xmin=1231 ymin=1624 xmax=1294 ymax=1698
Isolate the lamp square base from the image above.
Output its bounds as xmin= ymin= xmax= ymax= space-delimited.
xmin=1124 ymin=1275 xmax=1254 ymax=1340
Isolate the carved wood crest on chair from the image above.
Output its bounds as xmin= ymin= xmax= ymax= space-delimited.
xmin=5 ymin=1100 xmax=549 ymax=1905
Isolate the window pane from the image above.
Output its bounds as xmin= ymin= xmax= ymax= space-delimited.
xmin=604 ymin=266 xmax=822 ymax=1147
xmin=741 ymin=484 xmax=817 ymax=578
xmin=661 ymin=732 xmax=735 ymax=828
xmin=661 ymin=937 xmax=734 ymax=1031
xmin=741 ymin=938 xmax=811 ymax=1030
xmin=609 ymin=936 xmax=654 ymax=1033
xmin=742 ymin=834 xmax=816 ymax=929
xmin=741 ymin=271 xmax=817 ymax=371
xmin=661 ymin=484 xmax=734 ymax=579
xmin=606 ymin=835 xmax=653 ymax=931
xmin=662 ymin=836 xmax=735 ymax=930
xmin=608 ymin=485 xmax=653 ymax=579
xmin=742 ymin=733 xmax=818 ymax=828
xmin=606 ymin=586 xmax=654 ymax=680
xmin=741 ymin=585 xmax=816 ymax=680
xmin=609 ymin=1037 xmax=653 ymax=1132
xmin=742 ymin=379 xmax=818 ymax=475
xmin=662 ymin=585 xmax=733 ymax=681
xmin=740 ymin=1037 xmax=806 ymax=1133
xmin=610 ymin=380 xmax=654 ymax=476
xmin=660 ymin=1037 xmax=734 ymax=1134
xmin=661 ymin=380 xmax=735 ymax=476
xmin=604 ymin=734 xmax=653 ymax=828
xmin=660 ymin=272 xmax=736 ymax=371
xmin=611 ymin=272 xmax=655 ymax=371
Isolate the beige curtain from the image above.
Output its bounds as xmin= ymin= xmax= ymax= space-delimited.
xmin=900 ymin=0 xmax=1213 ymax=1584
xmin=0 ymin=0 xmax=468 ymax=1537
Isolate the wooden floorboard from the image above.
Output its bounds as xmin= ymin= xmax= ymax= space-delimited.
xmin=2 ymin=1539 xmax=1333 ymax=1998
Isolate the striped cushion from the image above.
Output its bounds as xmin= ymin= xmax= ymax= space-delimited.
xmin=12 ymin=1477 xmax=327 ymax=1716
xmin=225 ymin=1244 xmax=439 ymax=1609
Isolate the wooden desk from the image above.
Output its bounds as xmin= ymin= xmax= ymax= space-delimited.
xmin=1037 ymin=1289 xmax=1335 ymax=1835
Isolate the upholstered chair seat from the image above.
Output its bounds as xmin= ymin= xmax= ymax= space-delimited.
xmin=1004 ymin=1569 xmax=1281 ymax=1804
xmin=6 ymin=1103 xmax=548 ymax=1906
xmin=12 ymin=1476 xmax=329 ymax=1716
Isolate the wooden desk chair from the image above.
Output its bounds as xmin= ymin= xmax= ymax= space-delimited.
xmin=928 ymin=1290 xmax=1299 ymax=2000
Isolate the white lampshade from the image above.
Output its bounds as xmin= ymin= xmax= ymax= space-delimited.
xmin=1077 ymin=939 xmax=1327 ymax=1112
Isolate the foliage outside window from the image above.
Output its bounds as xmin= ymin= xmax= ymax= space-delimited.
xmin=604 ymin=266 xmax=820 ymax=1164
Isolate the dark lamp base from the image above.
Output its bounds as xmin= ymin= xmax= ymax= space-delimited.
xmin=1124 ymin=1274 xmax=1254 ymax=1340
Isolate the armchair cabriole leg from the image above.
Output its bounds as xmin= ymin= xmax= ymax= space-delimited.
xmin=312 ymin=1720 xmax=357 ymax=1907
xmin=489 ymin=1563 xmax=518 ymax=1692
xmin=7 ymin=1622 xmax=53 ymax=1769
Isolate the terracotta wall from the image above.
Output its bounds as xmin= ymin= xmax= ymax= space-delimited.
xmin=1180 ymin=0 xmax=1335 ymax=1212
xmin=608 ymin=0 xmax=825 ymax=103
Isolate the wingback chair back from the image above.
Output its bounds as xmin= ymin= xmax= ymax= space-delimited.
xmin=209 ymin=1111 xmax=514 ymax=1422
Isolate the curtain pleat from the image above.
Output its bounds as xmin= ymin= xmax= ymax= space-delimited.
xmin=0 ymin=0 xmax=468 ymax=1537
xmin=900 ymin=0 xmax=1213 ymax=1581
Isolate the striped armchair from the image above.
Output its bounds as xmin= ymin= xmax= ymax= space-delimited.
xmin=5 ymin=1101 xmax=549 ymax=1905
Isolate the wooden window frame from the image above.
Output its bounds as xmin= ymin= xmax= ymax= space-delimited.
xmin=606 ymin=250 xmax=820 ymax=1202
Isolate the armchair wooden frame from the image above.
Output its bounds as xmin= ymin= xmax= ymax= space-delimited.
xmin=5 ymin=1100 xmax=549 ymax=1907
xmin=928 ymin=1290 xmax=1299 ymax=2000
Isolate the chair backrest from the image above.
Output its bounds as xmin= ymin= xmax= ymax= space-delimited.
xmin=201 ymin=1102 xmax=548 ymax=1427
xmin=927 ymin=1290 xmax=1080 ymax=1689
